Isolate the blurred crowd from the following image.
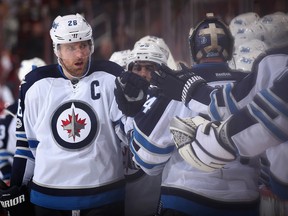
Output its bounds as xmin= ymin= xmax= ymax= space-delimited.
xmin=0 ymin=0 xmax=94 ymax=102
xmin=0 ymin=0 xmax=287 ymax=113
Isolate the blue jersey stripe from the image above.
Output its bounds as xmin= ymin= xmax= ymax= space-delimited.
xmin=130 ymin=140 xmax=166 ymax=170
xmin=261 ymin=89 xmax=288 ymax=118
xmin=249 ymin=103 xmax=288 ymax=142
xmin=209 ymin=90 xmax=222 ymax=121
xmin=30 ymin=187 xmax=125 ymax=210
xmin=28 ymin=139 xmax=39 ymax=148
xmin=133 ymin=128 xmax=175 ymax=154
xmin=224 ymin=83 xmax=238 ymax=114
xmin=15 ymin=148 xmax=34 ymax=159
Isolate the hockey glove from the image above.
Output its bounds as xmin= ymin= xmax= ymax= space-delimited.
xmin=151 ymin=63 xmax=206 ymax=104
xmin=170 ymin=116 xmax=237 ymax=172
xmin=114 ymin=71 xmax=150 ymax=117
xmin=0 ymin=183 xmax=34 ymax=216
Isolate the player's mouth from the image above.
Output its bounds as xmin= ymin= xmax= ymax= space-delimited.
xmin=75 ymin=61 xmax=84 ymax=68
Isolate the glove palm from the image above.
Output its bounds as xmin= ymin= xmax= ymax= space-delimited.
xmin=151 ymin=63 xmax=206 ymax=104
xmin=114 ymin=72 xmax=149 ymax=117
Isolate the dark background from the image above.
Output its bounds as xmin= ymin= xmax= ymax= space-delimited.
xmin=0 ymin=0 xmax=287 ymax=98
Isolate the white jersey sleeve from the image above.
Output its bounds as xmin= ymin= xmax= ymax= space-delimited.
xmin=226 ymin=67 xmax=288 ymax=157
xmin=131 ymin=96 xmax=196 ymax=176
xmin=223 ymin=70 xmax=288 ymax=199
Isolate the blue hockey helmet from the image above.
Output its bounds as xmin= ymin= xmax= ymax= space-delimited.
xmin=189 ymin=13 xmax=234 ymax=63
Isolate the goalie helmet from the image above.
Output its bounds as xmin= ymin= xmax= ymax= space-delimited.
xmin=50 ymin=13 xmax=94 ymax=56
xmin=189 ymin=13 xmax=234 ymax=63
xmin=18 ymin=57 xmax=46 ymax=81
xmin=126 ymin=41 xmax=168 ymax=70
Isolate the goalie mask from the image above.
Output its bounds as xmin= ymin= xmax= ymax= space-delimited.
xmin=189 ymin=13 xmax=234 ymax=63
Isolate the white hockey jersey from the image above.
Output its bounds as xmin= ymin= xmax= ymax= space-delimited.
xmin=131 ymin=63 xmax=260 ymax=215
xmin=11 ymin=61 xmax=126 ymax=210
xmin=220 ymin=62 xmax=288 ymax=200
xmin=187 ymin=46 xmax=288 ymax=200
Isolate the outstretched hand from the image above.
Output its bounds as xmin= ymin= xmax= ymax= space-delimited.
xmin=151 ymin=63 xmax=206 ymax=104
xmin=114 ymin=71 xmax=150 ymax=117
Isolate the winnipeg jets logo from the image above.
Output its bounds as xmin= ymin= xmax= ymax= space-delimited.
xmin=51 ymin=101 xmax=98 ymax=150
xmin=61 ymin=105 xmax=87 ymax=141
xmin=52 ymin=21 xmax=59 ymax=29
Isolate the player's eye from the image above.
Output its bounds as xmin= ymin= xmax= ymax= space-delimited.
xmin=133 ymin=64 xmax=155 ymax=72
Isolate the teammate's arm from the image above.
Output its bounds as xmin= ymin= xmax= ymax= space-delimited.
xmin=170 ymin=69 xmax=288 ymax=170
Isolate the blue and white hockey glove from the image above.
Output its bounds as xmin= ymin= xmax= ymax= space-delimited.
xmin=0 ymin=183 xmax=34 ymax=216
xmin=170 ymin=116 xmax=237 ymax=172
xmin=115 ymin=71 xmax=150 ymax=117
xmin=151 ymin=63 xmax=206 ymax=104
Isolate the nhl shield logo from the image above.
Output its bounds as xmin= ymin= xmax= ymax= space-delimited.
xmin=51 ymin=101 xmax=98 ymax=150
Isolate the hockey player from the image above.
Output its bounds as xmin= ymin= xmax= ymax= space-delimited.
xmin=0 ymin=102 xmax=17 ymax=185
xmin=115 ymin=14 xmax=260 ymax=216
xmin=152 ymin=44 xmax=288 ymax=124
xmin=169 ymin=67 xmax=288 ymax=186
xmin=0 ymin=84 xmax=14 ymax=118
xmin=134 ymin=35 xmax=178 ymax=70
xmin=0 ymin=58 xmax=46 ymax=216
xmin=0 ymin=13 xmax=126 ymax=216
xmin=229 ymin=39 xmax=268 ymax=72
xmin=167 ymin=45 xmax=288 ymax=214
xmin=113 ymin=36 xmax=173 ymax=216
xmin=151 ymin=35 xmax=288 ymax=215
xmin=17 ymin=58 xmax=46 ymax=81
xmin=109 ymin=50 xmax=131 ymax=69
xmin=0 ymin=57 xmax=46 ymax=186
xmin=228 ymin=11 xmax=288 ymax=73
